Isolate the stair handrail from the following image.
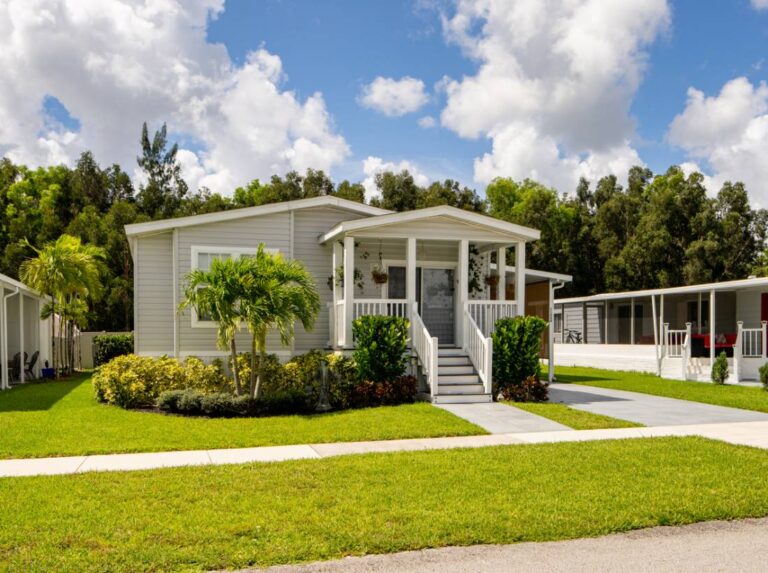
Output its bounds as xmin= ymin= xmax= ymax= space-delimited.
xmin=411 ymin=302 xmax=438 ymax=397
xmin=463 ymin=304 xmax=493 ymax=395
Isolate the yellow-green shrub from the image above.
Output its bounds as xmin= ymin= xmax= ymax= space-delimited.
xmin=93 ymin=354 xmax=227 ymax=408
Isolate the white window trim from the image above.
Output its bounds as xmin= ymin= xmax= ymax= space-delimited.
xmin=190 ymin=245 xmax=279 ymax=328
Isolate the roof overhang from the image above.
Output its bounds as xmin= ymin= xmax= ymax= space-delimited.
xmin=319 ymin=205 xmax=540 ymax=244
xmin=556 ymin=277 xmax=768 ymax=305
xmin=125 ymin=196 xmax=391 ymax=238
xmin=0 ymin=273 xmax=50 ymax=300
xmin=494 ymin=264 xmax=572 ymax=284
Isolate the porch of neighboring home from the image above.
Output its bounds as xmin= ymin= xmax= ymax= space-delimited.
xmin=553 ymin=277 xmax=768 ymax=383
xmin=0 ymin=274 xmax=52 ymax=390
xmin=318 ymin=206 xmax=545 ymax=403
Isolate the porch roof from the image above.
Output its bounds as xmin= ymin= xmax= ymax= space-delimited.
xmin=556 ymin=276 xmax=768 ymax=305
xmin=0 ymin=273 xmax=49 ymax=301
xmin=318 ymin=205 xmax=540 ymax=245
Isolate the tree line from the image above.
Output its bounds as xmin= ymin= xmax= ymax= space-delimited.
xmin=1 ymin=123 xmax=765 ymax=332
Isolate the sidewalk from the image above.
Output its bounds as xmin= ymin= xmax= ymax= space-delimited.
xmin=2 ymin=420 xmax=767 ymax=478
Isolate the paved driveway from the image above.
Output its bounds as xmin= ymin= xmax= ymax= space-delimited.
xmin=549 ymin=384 xmax=768 ymax=426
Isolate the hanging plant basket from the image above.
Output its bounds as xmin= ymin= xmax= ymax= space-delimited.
xmin=371 ymin=267 xmax=389 ymax=284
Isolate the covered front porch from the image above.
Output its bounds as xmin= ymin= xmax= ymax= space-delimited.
xmin=554 ymin=277 xmax=768 ymax=382
xmin=319 ymin=206 xmax=540 ymax=402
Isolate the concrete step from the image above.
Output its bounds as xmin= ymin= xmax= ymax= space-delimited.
xmin=437 ymin=356 xmax=473 ymax=366
xmin=438 ymin=365 xmax=476 ymax=376
xmin=438 ymin=374 xmax=481 ymax=384
xmin=437 ymin=383 xmax=485 ymax=394
xmin=433 ymin=393 xmax=492 ymax=404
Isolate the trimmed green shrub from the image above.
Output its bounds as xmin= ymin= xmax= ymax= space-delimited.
xmin=93 ymin=333 xmax=134 ymax=366
xmin=92 ymin=355 xmax=226 ymax=408
xmin=711 ymin=351 xmax=729 ymax=385
xmin=500 ymin=375 xmax=549 ymax=402
xmin=760 ymin=363 xmax=768 ymax=391
xmin=491 ymin=315 xmax=548 ymax=400
xmin=352 ymin=315 xmax=410 ymax=383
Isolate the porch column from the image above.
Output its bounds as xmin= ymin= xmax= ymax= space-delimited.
xmin=548 ymin=280 xmax=554 ymax=383
xmin=19 ymin=294 xmax=24 ymax=383
xmin=604 ymin=301 xmax=608 ymax=344
xmin=651 ymin=295 xmax=660 ymax=375
xmin=332 ymin=240 xmax=343 ymax=347
xmin=515 ymin=241 xmax=526 ymax=316
xmin=630 ymin=297 xmax=635 ymax=345
xmin=343 ymin=236 xmax=355 ymax=348
xmin=457 ymin=239 xmax=469 ymax=345
xmin=0 ymin=287 xmax=5 ymax=390
xmin=709 ymin=289 xmax=716 ymax=365
xmin=406 ymin=238 xmax=417 ymax=311
xmin=497 ymin=247 xmax=506 ymax=301
xmin=698 ymin=292 xmax=702 ymax=334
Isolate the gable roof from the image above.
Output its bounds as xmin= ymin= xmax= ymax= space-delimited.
xmin=124 ymin=195 xmax=390 ymax=238
xmin=319 ymin=205 xmax=541 ymax=243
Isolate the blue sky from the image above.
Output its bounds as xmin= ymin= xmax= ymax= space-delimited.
xmin=10 ymin=1 xmax=768 ymax=201
xmin=204 ymin=0 xmax=768 ymax=190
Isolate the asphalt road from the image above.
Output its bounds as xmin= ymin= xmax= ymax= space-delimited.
xmin=249 ymin=517 xmax=768 ymax=573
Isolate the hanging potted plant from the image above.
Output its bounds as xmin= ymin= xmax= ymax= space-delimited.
xmin=371 ymin=264 xmax=388 ymax=284
xmin=334 ymin=265 xmax=365 ymax=290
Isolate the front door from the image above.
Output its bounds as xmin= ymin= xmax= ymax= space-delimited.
xmin=421 ymin=268 xmax=455 ymax=345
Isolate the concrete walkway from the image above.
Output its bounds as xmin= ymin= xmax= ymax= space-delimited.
xmin=436 ymin=402 xmax=570 ymax=433
xmin=550 ymin=383 xmax=768 ymax=426
xmin=253 ymin=517 xmax=768 ymax=572
xmin=2 ymin=419 xmax=768 ymax=478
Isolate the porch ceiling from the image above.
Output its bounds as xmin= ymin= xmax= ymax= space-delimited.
xmin=318 ymin=205 xmax=540 ymax=245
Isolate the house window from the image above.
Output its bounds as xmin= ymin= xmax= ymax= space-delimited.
xmin=190 ymin=246 xmax=277 ymax=327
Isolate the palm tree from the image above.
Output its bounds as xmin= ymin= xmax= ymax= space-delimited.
xmin=179 ymin=257 xmax=249 ymax=395
xmin=20 ymin=234 xmax=105 ymax=375
xmin=240 ymin=245 xmax=320 ymax=399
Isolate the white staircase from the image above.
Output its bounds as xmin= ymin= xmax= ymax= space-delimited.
xmin=432 ymin=347 xmax=492 ymax=404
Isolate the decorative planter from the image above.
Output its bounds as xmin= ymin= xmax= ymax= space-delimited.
xmin=371 ymin=269 xmax=389 ymax=285
xmin=41 ymin=367 xmax=55 ymax=379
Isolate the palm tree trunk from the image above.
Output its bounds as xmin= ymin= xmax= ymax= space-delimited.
xmin=249 ymin=334 xmax=257 ymax=398
xmin=230 ymin=338 xmax=241 ymax=396
xmin=255 ymin=331 xmax=267 ymax=401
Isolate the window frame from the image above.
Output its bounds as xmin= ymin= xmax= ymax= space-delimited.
xmin=189 ymin=245 xmax=278 ymax=328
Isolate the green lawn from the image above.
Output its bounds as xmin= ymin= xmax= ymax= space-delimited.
xmin=506 ymin=401 xmax=643 ymax=429
xmin=0 ymin=373 xmax=484 ymax=459
xmin=557 ymin=366 xmax=768 ymax=413
xmin=0 ymin=437 xmax=766 ymax=571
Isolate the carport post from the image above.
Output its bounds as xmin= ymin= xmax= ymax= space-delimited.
xmin=19 ymin=294 xmax=24 ymax=384
xmin=709 ymin=289 xmax=716 ymax=366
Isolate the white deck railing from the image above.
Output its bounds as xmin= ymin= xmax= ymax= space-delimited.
xmin=411 ymin=303 xmax=438 ymax=397
xmin=466 ymin=300 xmax=517 ymax=337
xmin=663 ymin=323 xmax=691 ymax=380
xmin=740 ymin=322 xmax=766 ymax=358
xmin=352 ymin=299 xmax=409 ymax=321
xmin=463 ymin=307 xmax=492 ymax=394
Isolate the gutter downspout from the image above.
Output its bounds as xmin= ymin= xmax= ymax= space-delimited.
xmin=549 ymin=280 xmax=566 ymax=383
xmin=2 ymin=287 xmax=20 ymax=390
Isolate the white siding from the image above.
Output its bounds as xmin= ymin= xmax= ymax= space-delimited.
xmin=585 ymin=304 xmax=603 ymax=343
xmin=563 ymin=303 xmax=584 ymax=340
xmin=136 ymin=232 xmax=174 ymax=354
xmin=737 ymin=290 xmax=763 ymax=328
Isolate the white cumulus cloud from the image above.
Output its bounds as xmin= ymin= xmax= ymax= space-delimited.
xmin=418 ymin=115 xmax=437 ymax=128
xmin=361 ymin=156 xmax=430 ymax=201
xmin=438 ymin=0 xmax=670 ymax=190
xmin=752 ymin=0 xmax=768 ymax=10
xmin=359 ymin=76 xmax=429 ymax=117
xmin=0 ymin=0 xmax=349 ymax=194
xmin=668 ymin=77 xmax=768 ymax=203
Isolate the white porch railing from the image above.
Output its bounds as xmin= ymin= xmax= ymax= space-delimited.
xmin=352 ymin=299 xmax=409 ymax=321
xmin=411 ymin=303 xmax=438 ymax=397
xmin=739 ymin=321 xmax=766 ymax=358
xmin=463 ymin=306 xmax=492 ymax=395
xmin=466 ymin=301 xmax=517 ymax=337
xmin=664 ymin=322 xmax=691 ymax=380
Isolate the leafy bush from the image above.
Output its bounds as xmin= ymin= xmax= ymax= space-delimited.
xmin=499 ymin=375 xmax=549 ymax=402
xmin=92 ymin=333 xmax=134 ymax=366
xmin=352 ymin=315 xmax=410 ymax=383
xmin=345 ymin=375 xmax=417 ymax=408
xmin=93 ymin=354 xmax=226 ymax=408
xmin=491 ymin=315 xmax=548 ymax=399
xmin=711 ymin=351 xmax=729 ymax=385
xmin=156 ymin=388 xmax=307 ymax=417
xmin=760 ymin=363 xmax=768 ymax=391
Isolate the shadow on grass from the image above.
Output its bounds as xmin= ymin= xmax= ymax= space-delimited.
xmin=0 ymin=373 xmax=88 ymax=412
xmin=554 ymin=373 xmax=614 ymax=384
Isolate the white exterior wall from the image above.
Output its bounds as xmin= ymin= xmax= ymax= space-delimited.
xmin=554 ymin=342 xmax=658 ymax=373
